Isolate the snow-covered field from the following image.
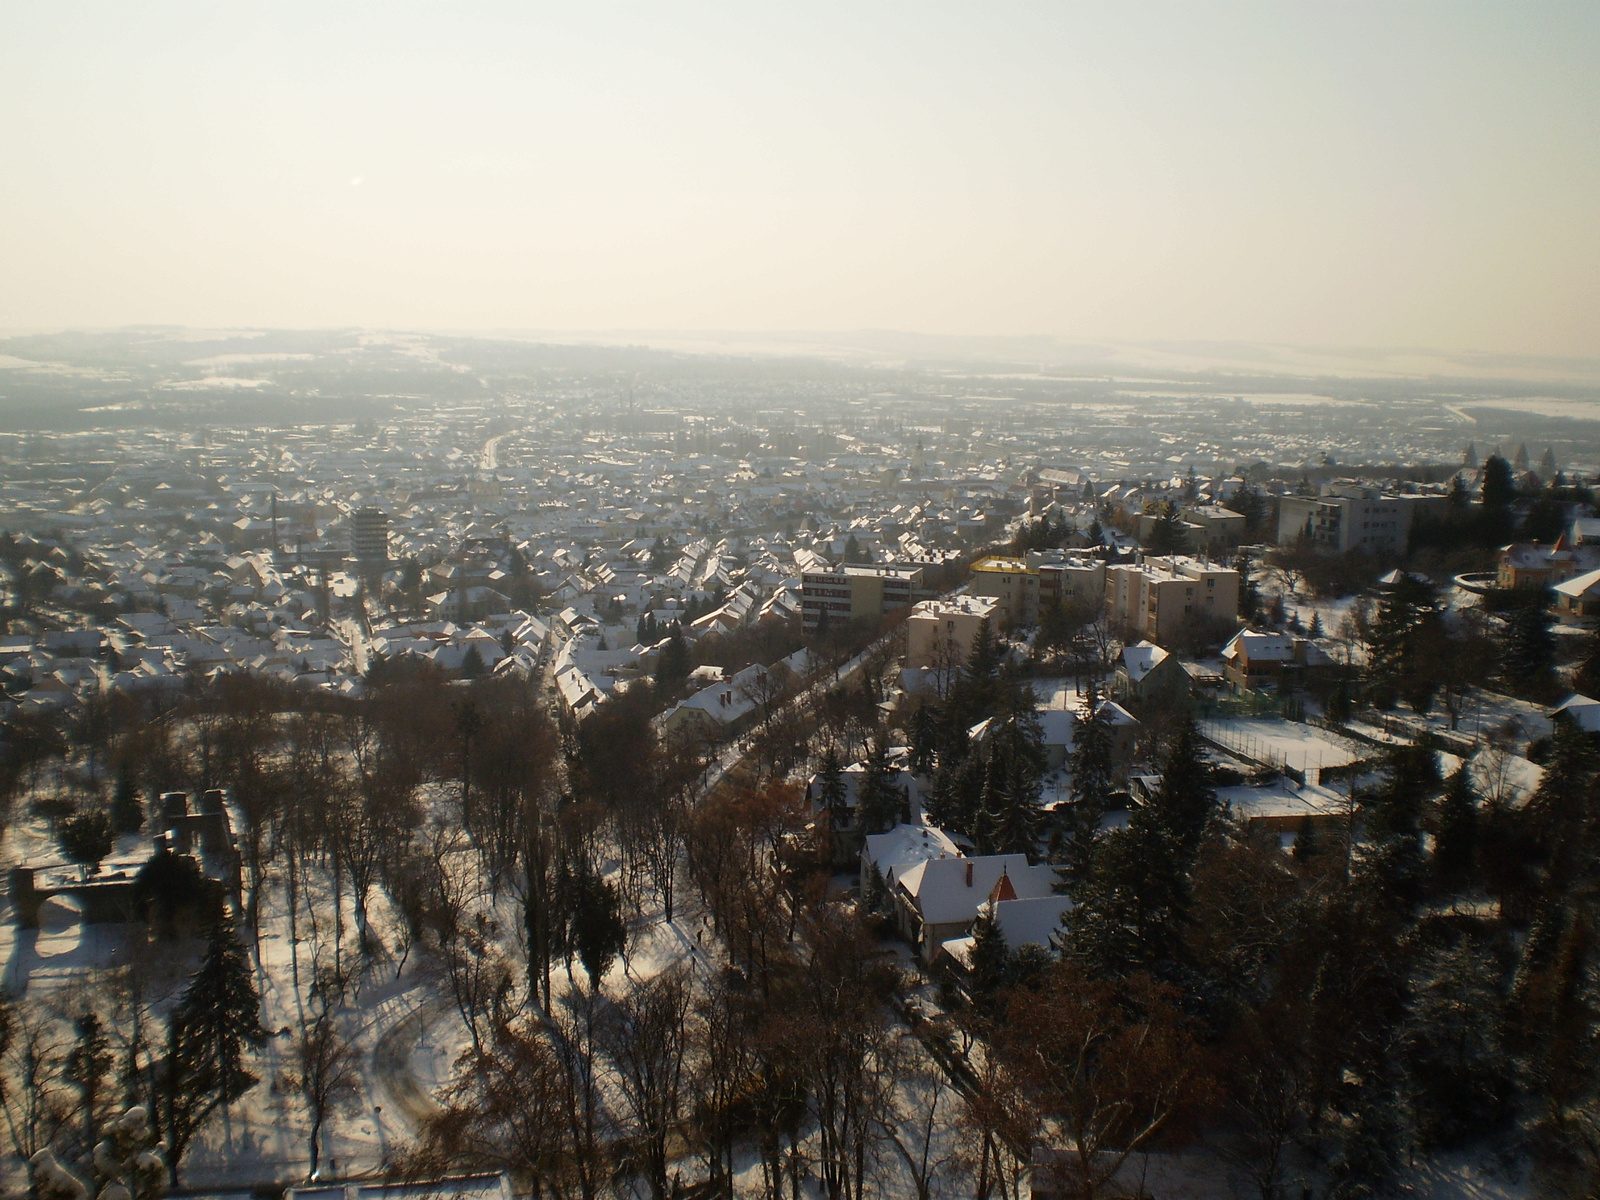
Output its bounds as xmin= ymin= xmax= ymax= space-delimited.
xmin=1199 ymin=716 xmax=1367 ymax=781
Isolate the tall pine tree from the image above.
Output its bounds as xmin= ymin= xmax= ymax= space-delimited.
xmin=174 ymin=920 xmax=268 ymax=1108
xmin=1146 ymin=715 xmax=1216 ymax=867
xmin=1057 ymin=691 xmax=1114 ymax=885
xmin=907 ymin=704 xmax=939 ymax=777
xmin=1432 ymin=767 xmax=1479 ymax=893
xmin=1366 ymin=574 xmax=1441 ymax=711
xmin=816 ymin=747 xmax=848 ymax=825
xmin=1358 ymin=743 xmax=1440 ymax=907
xmin=1501 ymin=593 xmax=1557 ymax=693
xmin=1061 ymin=715 xmax=1214 ymax=980
xmin=855 ymin=739 xmax=902 ymax=835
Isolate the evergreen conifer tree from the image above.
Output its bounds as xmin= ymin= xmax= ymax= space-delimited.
xmin=928 ymin=752 xmax=985 ymax=838
xmin=908 ymin=705 xmax=939 ymax=776
xmin=1146 ymin=716 xmax=1216 ymax=866
xmin=60 ymin=810 xmax=115 ymax=876
xmin=654 ymin=623 xmax=690 ymax=688
xmin=816 ymin=747 xmax=848 ymax=825
xmin=570 ymin=868 xmax=628 ymax=991
xmin=1501 ymin=594 xmax=1557 ymax=691
xmin=1235 ymin=548 xmax=1259 ymax=621
xmin=1573 ymin=628 xmax=1600 ymax=699
xmin=965 ymin=619 xmax=1000 ymax=685
xmin=1432 ymin=768 xmax=1478 ymax=892
xmin=1146 ymin=501 xmax=1187 ymax=556
xmin=111 ymin=773 xmax=144 ymax=836
xmin=1292 ymin=816 xmax=1320 ymax=866
xmin=855 ymin=739 xmax=902 ymax=835
xmin=968 ymin=911 xmax=1009 ymax=999
xmin=994 ymin=768 xmax=1042 ymax=860
xmin=1061 ymin=715 xmax=1214 ymax=979
xmin=174 ymin=920 xmax=268 ymax=1108
xmin=974 ymin=751 xmax=1007 ymax=855
xmin=1523 ymin=718 xmax=1600 ymax=895
xmin=1358 ymin=744 xmax=1440 ymax=906
xmin=1367 ymin=574 xmax=1441 ymax=710
xmin=1058 ymin=692 xmax=1113 ymax=885
xmin=1481 ymin=454 xmax=1517 ymax=510
xmin=1060 ymin=814 xmax=1184 ymax=979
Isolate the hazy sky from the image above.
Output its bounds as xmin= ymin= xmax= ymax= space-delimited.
xmin=3 ymin=3 xmax=1597 ymax=357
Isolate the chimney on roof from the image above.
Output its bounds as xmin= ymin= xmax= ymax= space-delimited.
xmin=965 ymin=861 xmax=974 ymax=887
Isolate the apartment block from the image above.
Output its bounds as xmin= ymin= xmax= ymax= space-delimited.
xmin=905 ymin=595 xmax=997 ymax=670
xmin=969 ymin=551 xmax=1107 ymax=625
xmin=1106 ymin=556 xmax=1240 ymax=644
xmin=1037 ymin=556 xmax=1107 ymax=612
xmin=1277 ymin=488 xmax=1445 ymax=556
xmin=967 ymin=556 xmax=1038 ymax=625
xmin=801 ymin=563 xmax=926 ymax=632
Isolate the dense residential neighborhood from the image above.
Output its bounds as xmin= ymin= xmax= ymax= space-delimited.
xmin=3 ymin=331 xmax=1600 ymax=1198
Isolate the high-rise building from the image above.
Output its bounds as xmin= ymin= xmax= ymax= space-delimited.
xmin=350 ymin=507 xmax=390 ymax=585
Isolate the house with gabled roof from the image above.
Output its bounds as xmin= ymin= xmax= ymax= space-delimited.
xmin=938 ymin=875 xmax=1074 ymax=970
xmin=1221 ymin=629 xmax=1334 ymax=693
xmin=1553 ymin=693 xmax=1600 ymax=733
xmin=1115 ymin=639 xmax=1188 ymax=701
xmin=892 ymin=853 xmax=1059 ymax=964
xmin=1553 ymin=568 xmax=1600 ymax=627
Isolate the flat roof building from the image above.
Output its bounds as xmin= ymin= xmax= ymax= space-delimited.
xmin=801 ymin=562 xmax=926 ymax=632
xmin=1106 ymin=555 xmax=1240 ymax=645
xmin=905 ymin=595 xmax=997 ymax=671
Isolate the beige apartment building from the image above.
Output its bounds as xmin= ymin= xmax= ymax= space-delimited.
xmin=1105 ymin=555 xmax=1239 ymax=644
xmin=966 ymin=556 xmax=1037 ymax=625
xmin=905 ymin=595 xmax=998 ymax=670
xmin=1038 ymin=556 xmax=1107 ymax=613
xmin=969 ymin=551 xmax=1106 ymax=625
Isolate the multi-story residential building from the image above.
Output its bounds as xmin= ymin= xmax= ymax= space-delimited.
xmin=801 ymin=563 xmax=925 ymax=632
xmin=905 ymin=595 xmax=997 ymax=670
xmin=350 ymin=506 xmax=390 ymax=585
xmin=1105 ymin=555 xmax=1240 ymax=644
xmin=1276 ymin=488 xmax=1445 ymax=556
xmin=967 ymin=550 xmax=1108 ymax=626
xmin=1037 ymin=556 xmax=1107 ymax=613
xmin=967 ymin=556 xmax=1038 ymax=625
xmin=1179 ymin=505 xmax=1247 ymax=551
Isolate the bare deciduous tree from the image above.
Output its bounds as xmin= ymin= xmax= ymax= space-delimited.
xmin=285 ymin=972 xmax=363 ymax=1180
xmin=603 ymin=963 xmax=696 ymax=1200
